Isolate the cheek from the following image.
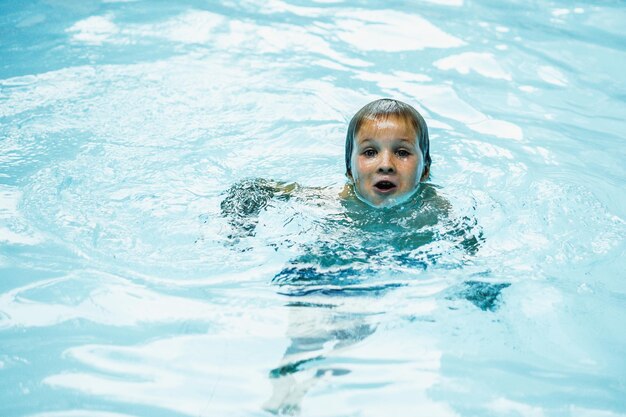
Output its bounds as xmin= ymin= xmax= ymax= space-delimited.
xmin=351 ymin=157 xmax=370 ymax=181
xmin=407 ymin=154 xmax=424 ymax=178
xmin=399 ymin=159 xmax=421 ymax=184
xmin=415 ymin=159 xmax=424 ymax=179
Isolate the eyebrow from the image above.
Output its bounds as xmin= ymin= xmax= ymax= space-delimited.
xmin=357 ymin=138 xmax=415 ymax=145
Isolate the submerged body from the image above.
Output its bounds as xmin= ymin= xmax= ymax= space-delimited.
xmin=221 ymin=178 xmax=482 ymax=274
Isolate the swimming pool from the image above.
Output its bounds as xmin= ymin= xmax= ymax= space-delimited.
xmin=1 ymin=0 xmax=625 ymax=416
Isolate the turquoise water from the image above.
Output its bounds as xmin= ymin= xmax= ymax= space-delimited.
xmin=2 ymin=1 xmax=626 ymax=416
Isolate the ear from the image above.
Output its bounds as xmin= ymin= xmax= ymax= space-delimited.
xmin=420 ymin=164 xmax=430 ymax=181
xmin=346 ymin=170 xmax=354 ymax=183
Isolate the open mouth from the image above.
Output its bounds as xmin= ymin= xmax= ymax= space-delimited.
xmin=373 ymin=180 xmax=397 ymax=192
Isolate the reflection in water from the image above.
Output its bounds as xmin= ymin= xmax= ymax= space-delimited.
xmin=264 ymin=303 xmax=376 ymax=415
xmin=262 ymin=281 xmax=511 ymax=415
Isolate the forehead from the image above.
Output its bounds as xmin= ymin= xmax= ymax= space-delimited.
xmin=356 ymin=115 xmax=417 ymax=142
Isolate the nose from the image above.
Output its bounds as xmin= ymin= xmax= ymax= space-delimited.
xmin=377 ymin=151 xmax=395 ymax=174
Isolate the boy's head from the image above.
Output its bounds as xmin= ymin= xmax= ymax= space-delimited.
xmin=345 ymin=98 xmax=431 ymax=207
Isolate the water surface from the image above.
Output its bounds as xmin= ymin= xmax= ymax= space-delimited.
xmin=1 ymin=1 xmax=626 ymax=416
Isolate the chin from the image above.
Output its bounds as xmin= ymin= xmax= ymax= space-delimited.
xmin=356 ymin=192 xmax=406 ymax=208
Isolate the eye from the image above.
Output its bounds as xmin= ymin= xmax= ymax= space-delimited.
xmin=396 ymin=149 xmax=411 ymax=157
xmin=363 ymin=149 xmax=377 ymax=158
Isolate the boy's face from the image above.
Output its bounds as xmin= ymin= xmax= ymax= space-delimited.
xmin=349 ymin=116 xmax=425 ymax=207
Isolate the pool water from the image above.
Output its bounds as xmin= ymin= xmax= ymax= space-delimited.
xmin=1 ymin=1 xmax=625 ymax=416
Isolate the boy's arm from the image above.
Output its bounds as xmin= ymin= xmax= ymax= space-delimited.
xmin=220 ymin=178 xmax=297 ymax=236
